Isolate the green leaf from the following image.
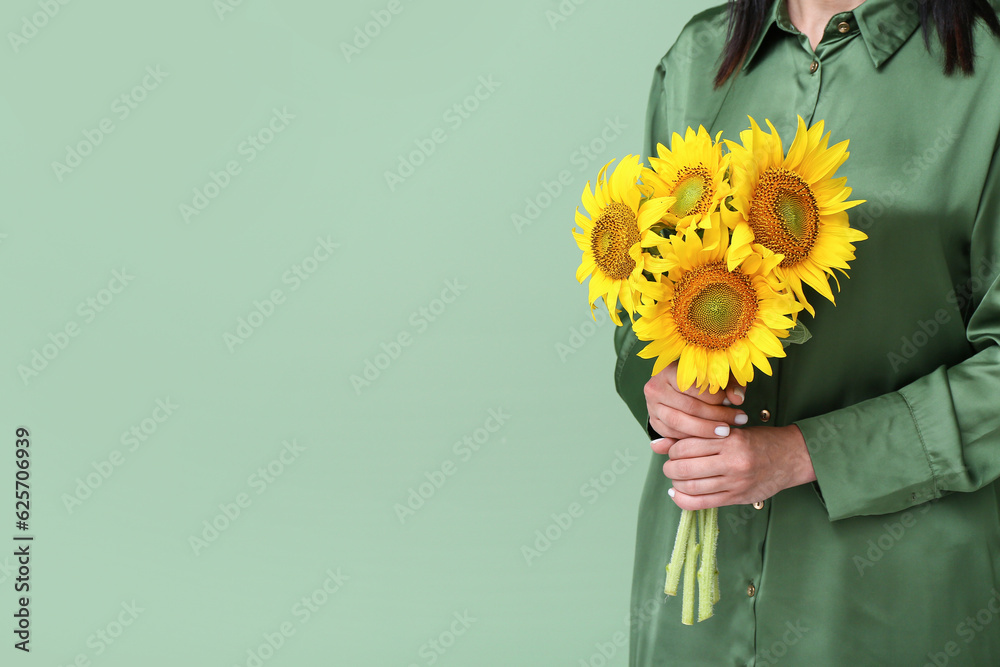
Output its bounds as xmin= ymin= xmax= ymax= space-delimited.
xmin=781 ymin=320 xmax=812 ymax=348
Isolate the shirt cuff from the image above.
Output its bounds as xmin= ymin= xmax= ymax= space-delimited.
xmin=793 ymin=389 xmax=943 ymax=521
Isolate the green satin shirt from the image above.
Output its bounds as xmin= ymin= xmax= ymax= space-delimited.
xmin=613 ymin=0 xmax=1000 ymax=664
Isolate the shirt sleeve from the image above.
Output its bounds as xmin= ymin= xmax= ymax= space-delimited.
xmin=642 ymin=57 xmax=669 ymax=176
xmin=795 ymin=139 xmax=1000 ymax=522
xmin=611 ymin=58 xmax=671 ymax=436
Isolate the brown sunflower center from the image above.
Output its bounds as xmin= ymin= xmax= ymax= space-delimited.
xmin=672 ymin=262 xmax=758 ymax=349
xmin=591 ymin=201 xmax=640 ymax=281
xmin=670 ymin=165 xmax=713 ymax=218
xmin=748 ymin=167 xmax=820 ymax=266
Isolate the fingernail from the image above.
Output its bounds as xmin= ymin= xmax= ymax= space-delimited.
xmin=734 ymin=387 xmax=745 ymax=403
xmin=715 ymin=425 xmax=730 ymax=437
xmin=668 ymin=488 xmax=675 ymax=498
xmin=651 ymin=438 xmax=667 ymax=449
xmin=723 ymin=398 xmax=733 ymax=406
xmin=734 ymin=413 xmax=748 ymax=425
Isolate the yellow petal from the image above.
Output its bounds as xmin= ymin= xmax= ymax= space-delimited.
xmin=748 ymin=326 xmax=786 ymax=358
xmin=677 ymin=345 xmax=697 ymax=392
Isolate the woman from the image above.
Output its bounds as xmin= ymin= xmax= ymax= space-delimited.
xmin=614 ymin=0 xmax=1000 ymax=664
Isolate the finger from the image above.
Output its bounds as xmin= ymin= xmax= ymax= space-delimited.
xmin=672 ymin=476 xmax=729 ymax=496
xmin=654 ymin=392 xmax=748 ymax=426
xmin=649 ymin=361 xmax=726 ymax=406
xmin=646 ymin=361 xmax=680 ymax=393
xmin=682 ymin=382 xmax=727 ymax=405
xmin=646 ymin=366 xmax=743 ymax=417
xmin=648 ymin=413 xmax=681 ymax=440
xmin=648 ymin=417 xmax=689 ymax=443
xmin=667 ymin=487 xmax=733 ymax=511
xmin=667 ymin=437 xmax=725 ymax=461
xmin=724 ymin=374 xmax=746 ymax=406
xmin=650 ymin=405 xmax=738 ymax=440
xmin=650 ymin=437 xmax=677 ymax=455
xmin=663 ymin=452 xmax=728 ymax=481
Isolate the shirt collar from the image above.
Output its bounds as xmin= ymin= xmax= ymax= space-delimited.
xmin=740 ymin=0 xmax=922 ymax=72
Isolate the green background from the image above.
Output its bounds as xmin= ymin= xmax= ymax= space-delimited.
xmin=0 ymin=0 xmax=715 ymax=663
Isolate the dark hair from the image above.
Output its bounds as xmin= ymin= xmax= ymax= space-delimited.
xmin=714 ymin=0 xmax=1000 ymax=88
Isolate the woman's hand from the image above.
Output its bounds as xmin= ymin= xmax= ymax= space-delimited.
xmin=644 ymin=360 xmax=749 ymax=445
xmin=644 ymin=360 xmax=817 ymax=509
xmin=654 ymin=425 xmax=817 ymax=510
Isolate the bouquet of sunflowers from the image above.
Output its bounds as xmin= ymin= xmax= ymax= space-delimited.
xmin=572 ymin=115 xmax=867 ymax=624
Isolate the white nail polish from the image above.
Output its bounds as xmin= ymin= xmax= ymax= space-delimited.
xmin=734 ymin=387 xmax=745 ymax=402
xmin=734 ymin=413 xmax=748 ymax=425
xmin=715 ymin=425 xmax=730 ymax=437
xmin=668 ymin=488 xmax=675 ymax=498
xmin=723 ymin=398 xmax=733 ymax=406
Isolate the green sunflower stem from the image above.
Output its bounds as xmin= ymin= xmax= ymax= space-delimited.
xmin=681 ymin=518 xmax=700 ymax=626
xmin=664 ymin=507 xmax=721 ymax=624
xmin=664 ymin=508 xmax=696 ymax=596
xmin=697 ymin=507 xmax=720 ymax=622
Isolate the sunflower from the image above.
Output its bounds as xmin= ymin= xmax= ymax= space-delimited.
xmin=573 ymin=155 xmax=676 ymax=326
xmin=723 ymin=115 xmax=868 ymax=316
xmin=633 ymin=221 xmax=802 ymax=393
xmin=642 ymin=125 xmax=731 ymax=240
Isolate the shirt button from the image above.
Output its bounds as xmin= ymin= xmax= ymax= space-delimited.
xmin=753 ymin=500 xmax=765 ymax=510
xmin=747 ymin=583 xmax=756 ymax=597
xmin=760 ymin=409 xmax=771 ymax=422
xmin=837 ymin=21 xmax=851 ymax=33
xmin=809 ymin=60 xmax=819 ymax=74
